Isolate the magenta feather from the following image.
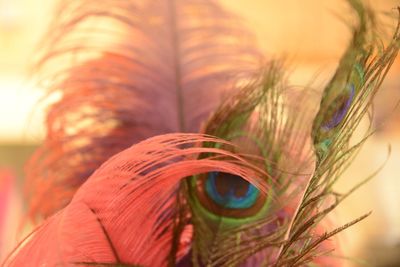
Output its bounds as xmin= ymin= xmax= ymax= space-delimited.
xmin=25 ymin=0 xmax=263 ymax=220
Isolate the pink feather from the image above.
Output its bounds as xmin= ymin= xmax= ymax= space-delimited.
xmin=25 ymin=0 xmax=263 ymax=220
xmin=6 ymin=134 xmax=269 ymax=266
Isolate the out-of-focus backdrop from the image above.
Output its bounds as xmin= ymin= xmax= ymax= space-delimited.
xmin=1 ymin=0 xmax=400 ymax=266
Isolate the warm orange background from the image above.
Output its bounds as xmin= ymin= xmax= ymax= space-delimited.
xmin=1 ymin=0 xmax=400 ymax=266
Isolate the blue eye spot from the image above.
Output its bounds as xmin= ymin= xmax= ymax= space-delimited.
xmin=321 ymin=83 xmax=355 ymax=131
xmin=204 ymin=172 xmax=259 ymax=209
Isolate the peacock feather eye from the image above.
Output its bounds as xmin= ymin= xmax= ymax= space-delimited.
xmin=191 ymin=171 xmax=268 ymax=219
xmin=320 ymin=62 xmax=364 ymax=133
xmin=314 ymin=63 xmax=365 ymax=157
xmin=321 ymin=83 xmax=355 ymax=131
xmin=205 ymin=172 xmax=259 ymax=209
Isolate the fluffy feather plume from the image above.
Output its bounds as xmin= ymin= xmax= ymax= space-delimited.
xmin=25 ymin=0 xmax=263 ymax=220
xmin=6 ymin=134 xmax=268 ymax=266
xmin=8 ymin=0 xmax=400 ymax=266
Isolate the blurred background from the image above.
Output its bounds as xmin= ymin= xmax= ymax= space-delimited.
xmin=1 ymin=0 xmax=400 ymax=266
